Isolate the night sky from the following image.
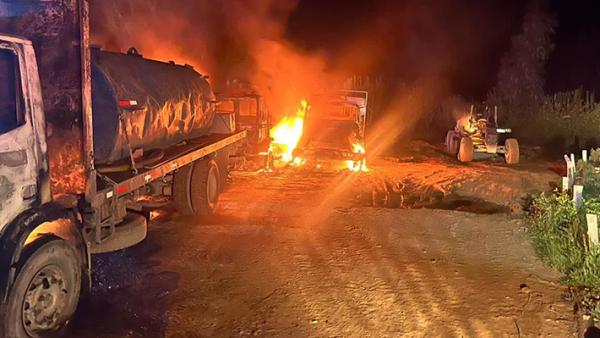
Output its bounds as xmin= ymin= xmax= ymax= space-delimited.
xmin=285 ymin=0 xmax=600 ymax=99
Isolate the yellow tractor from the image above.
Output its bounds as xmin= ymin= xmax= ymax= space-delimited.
xmin=445 ymin=106 xmax=519 ymax=164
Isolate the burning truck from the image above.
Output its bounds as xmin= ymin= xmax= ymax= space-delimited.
xmin=0 ymin=1 xmax=244 ymax=337
xmin=268 ymin=90 xmax=369 ymax=172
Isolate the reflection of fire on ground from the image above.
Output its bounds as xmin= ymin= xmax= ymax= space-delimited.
xmin=267 ymin=99 xmax=368 ymax=172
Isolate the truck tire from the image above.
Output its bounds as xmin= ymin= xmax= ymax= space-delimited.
xmin=190 ymin=159 xmax=220 ymax=220
xmin=505 ymin=138 xmax=520 ymax=164
xmin=215 ymin=148 xmax=230 ymax=192
xmin=458 ymin=137 xmax=473 ymax=162
xmin=173 ymin=164 xmax=195 ymax=216
xmin=4 ymin=238 xmax=81 ymax=338
xmin=446 ymin=130 xmax=459 ymax=155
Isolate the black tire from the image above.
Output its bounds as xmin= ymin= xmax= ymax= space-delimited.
xmin=215 ymin=148 xmax=230 ymax=192
xmin=190 ymin=159 xmax=220 ymax=220
xmin=173 ymin=164 xmax=194 ymax=216
xmin=4 ymin=238 xmax=81 ymax=338
xmin=458 ymin=137 xmax=473 ymax=162
xmin=445 ymin=130 xmax=459 ymax=155
xmin=505 ymin=138 xmax=520 ymax=164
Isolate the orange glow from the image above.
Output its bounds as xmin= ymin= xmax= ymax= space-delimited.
xmin=25 ymin=219 xmax=72 ymax=246
xmin=457 ymin=115 xmax=476 ymax=133
xmin=269 ymin=99 xmax=309 ymax=167
xmin=346 ymin=141 xmax=368 ymax=172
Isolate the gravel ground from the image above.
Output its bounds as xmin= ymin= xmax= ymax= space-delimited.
xmin=70 ymin=149 xmax=577 ymax=337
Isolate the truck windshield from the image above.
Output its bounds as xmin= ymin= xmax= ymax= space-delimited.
xmin=0 ymin=49 xmax=22 ymax=134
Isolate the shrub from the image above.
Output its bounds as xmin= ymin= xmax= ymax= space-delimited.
xmin=527 ymin=192 xmax=585 ymax=277
xmin=528 ymin=191 xmax=600 ymax=318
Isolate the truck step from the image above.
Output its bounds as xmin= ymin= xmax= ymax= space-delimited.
xmin=90 ymin=213 xmax=148 ymax=254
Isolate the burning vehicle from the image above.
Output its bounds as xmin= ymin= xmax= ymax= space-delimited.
xmin=268 ymin=90 xmax=368 ymax=172
xmin=0 ymin=1 xmax=244 ymax=336
xmin=445 ymin=105 xmax=520 ymax=164
xmin=215 ymin=84 xmax=272 ymax=169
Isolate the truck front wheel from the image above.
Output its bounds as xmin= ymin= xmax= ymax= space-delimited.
xmin=190 ymin=159 xmax=220 ymax=220
xmin=4 ymin=238 xmax=81 ymax=338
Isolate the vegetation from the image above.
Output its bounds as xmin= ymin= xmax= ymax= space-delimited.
xmin=502 ymin=90 xmax=600 ymax=149
xmin=528 ymin=167 xmax=600 ymax=319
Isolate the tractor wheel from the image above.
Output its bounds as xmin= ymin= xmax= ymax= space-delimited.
xmin=505 ymin=138 xmax=520 ymax=164
xmin=190 ymin=158 xmax=220 ymax=220
xmin=445 ymin=130 xmax=459 ymax=155
xmin=4 ymin=238 xmax=81 ymax=338
xmin=458 ymin=137 xmax=473 ymax=162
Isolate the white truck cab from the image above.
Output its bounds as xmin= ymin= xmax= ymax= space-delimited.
xmin=0 ymin=36 xmax=50 ymax=232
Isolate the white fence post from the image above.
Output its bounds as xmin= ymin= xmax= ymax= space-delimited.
xmin=562 ymin=177 xmax=570 ymax=192
xmin=564 ymin=154 xmax=576 ymax=190
xmin=587 ymin=214 xmax=599 ymax=247
xmin=573 ymin=185 xmax=584 ymax=208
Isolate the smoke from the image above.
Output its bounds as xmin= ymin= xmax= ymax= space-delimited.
xmin=91 ymin=0 xmax=526 ymax=150
xmin=90 ymin=0 xmax=344 ymax=119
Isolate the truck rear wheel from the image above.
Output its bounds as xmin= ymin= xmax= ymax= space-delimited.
xmin=4 ymin=238 xmax=81 ymax=338
xmin=505 ymin=138 xmax=520 ymax=164
xmin=458 ymin=137 xmax=473 ymax=162
xmin=190 ymin=159 xmax=220 ymax=220
xmin=173 ymin=164 xmax=195 ymax=216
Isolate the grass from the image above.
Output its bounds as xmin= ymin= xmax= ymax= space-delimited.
xmin=528 ymin=188 xmax=600 ymax=319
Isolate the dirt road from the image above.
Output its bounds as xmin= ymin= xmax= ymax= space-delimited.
xmin=70 ymin=148 xmax=577 ymax=337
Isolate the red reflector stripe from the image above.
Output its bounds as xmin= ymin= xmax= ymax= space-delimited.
xmin=119 ymin=100 xmax=138 ymax=108
xmin=116 ymin=185 xmax=129 ymax=194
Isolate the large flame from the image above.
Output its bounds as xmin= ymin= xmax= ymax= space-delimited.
xmin=269 ymin=99 xmax=309 ymax=166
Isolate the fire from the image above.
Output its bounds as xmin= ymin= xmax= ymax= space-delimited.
xmin=456 ymin=114 xmax=476 ymax=133
xmin=346 ymin=141 xmax=368 ymax=172
xmin=269 ymin=99 xmax=309 ymax=166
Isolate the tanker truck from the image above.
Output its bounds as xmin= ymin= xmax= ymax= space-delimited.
xmin=0 ymin=1 xmax=245 ymax=337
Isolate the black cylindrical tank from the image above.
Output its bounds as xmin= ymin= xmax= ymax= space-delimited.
xmin=92 ymin=48 xmax=215 ymax=165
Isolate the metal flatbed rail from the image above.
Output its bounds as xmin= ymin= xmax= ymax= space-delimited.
xmin=95 ymin=131 xmax=246 ymax=204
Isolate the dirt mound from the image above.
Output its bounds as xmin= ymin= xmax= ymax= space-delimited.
xmin=353 ymin=142 xmax=560 ymax=213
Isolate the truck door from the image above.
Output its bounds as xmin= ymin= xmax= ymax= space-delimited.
xmin=0 ymin=44 xmax=39 ymax=229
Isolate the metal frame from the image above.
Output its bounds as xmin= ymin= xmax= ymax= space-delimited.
xmin=91 ymin=131 xmax=246 ymax=206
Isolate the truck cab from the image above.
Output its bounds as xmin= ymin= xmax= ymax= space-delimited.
xmin=0 ymin=36 xmax=50 ymax=230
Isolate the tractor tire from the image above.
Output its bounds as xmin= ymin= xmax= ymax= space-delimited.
xmin=505 ymin=138 xmax=520 ymax=164
xmin=458 ymin=137 xmax=473 ymax=162
xmin=445 ymin=130 xmax=459 ymax=155
xmin=173 ymin=164 xmax=195 ymax=216
xmin=4 ymin=238 xmax=81 ymax=338
xmin=190 ymin=158 xmax=220 ymax=220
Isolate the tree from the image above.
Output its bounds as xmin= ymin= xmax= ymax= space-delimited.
xmin=489 ymin=0 xmax=556 ymax=116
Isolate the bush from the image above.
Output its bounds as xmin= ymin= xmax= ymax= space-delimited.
xmin=528 ymin=191 xmax=600 ymax=318
xmin=528 ymin=192 xmax=586 ymax=277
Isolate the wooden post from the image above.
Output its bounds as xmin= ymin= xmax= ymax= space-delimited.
xmin=564 ymin=154 xmax=575 ymax=190
xmin=573 ymin=185 xmax=584 ymax=208
xmin=587 ymin=214 xmax=599 ymax=247
xmin=562 ymin=177 xmax=570 ymax=192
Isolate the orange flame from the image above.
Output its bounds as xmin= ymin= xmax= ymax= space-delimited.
xmin=346 ymin=141 xmax=368 ymax=172
xmin=269 ymin=99 xmax=309 ymax=166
